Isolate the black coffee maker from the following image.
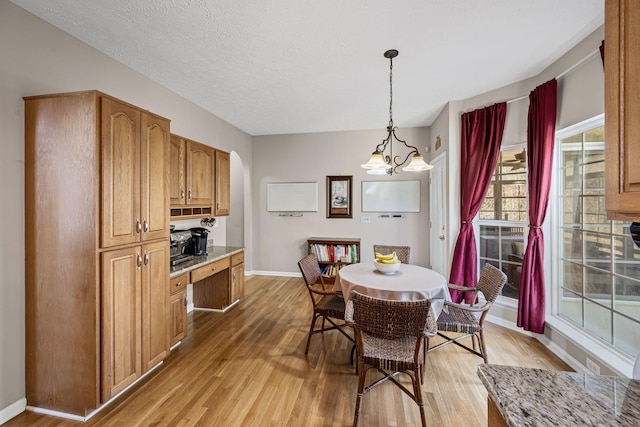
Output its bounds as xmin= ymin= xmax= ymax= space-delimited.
xmin=189 ymin=227 xmax=209 ymax=256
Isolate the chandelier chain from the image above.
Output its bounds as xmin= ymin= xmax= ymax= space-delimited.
xmin=389 ymin=56 xmax=393 ymax=126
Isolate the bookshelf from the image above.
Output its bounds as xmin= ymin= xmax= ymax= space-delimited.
xmin=307 ymin=237 xmax=360 ymax=283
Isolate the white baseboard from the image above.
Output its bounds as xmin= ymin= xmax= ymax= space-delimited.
xmin=250 ymin=270 xmax=300 ymax=277
xmin=0 ymin=398 xmax=26 ymax=425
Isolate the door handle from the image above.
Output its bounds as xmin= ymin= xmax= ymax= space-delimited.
xmin=439 ymin=235 xmax=445 ymax=240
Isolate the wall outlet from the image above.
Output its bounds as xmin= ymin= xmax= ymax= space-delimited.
xmin=586 ymin=358 xmax=600 ymax=375
xmin=360 ymin=216 xmax=370 ymax=224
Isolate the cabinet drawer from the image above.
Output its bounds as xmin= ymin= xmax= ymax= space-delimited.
xmin=170 ymin=272 xmax=189 ymax=295
xmin=231 ymin=252 xmax=244 ymax=266
xmin=190 ymin=257 xmax=230 ymax=283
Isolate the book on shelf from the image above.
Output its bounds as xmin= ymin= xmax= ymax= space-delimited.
xmin=309 ymin=243 xmax=359 ymax=263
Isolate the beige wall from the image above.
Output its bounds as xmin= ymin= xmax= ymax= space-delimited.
xmin=252 ymin=127 xmax=432 ymax=274
xmin=0 ymin=1 xmax=253 ymax=416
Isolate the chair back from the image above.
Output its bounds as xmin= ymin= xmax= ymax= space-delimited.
xmin=298 ymin=254 xmax=325 ymax=288
xmin=476 ymin=263 xmax=508 ymax=304
xmin=351 ymin=291 xmax=431 ymax=340
xmin=373 ymin=245 xmax=411 ymax=264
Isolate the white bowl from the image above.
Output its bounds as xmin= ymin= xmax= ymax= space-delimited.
xmin=374 ymin=260 xmax=401 ymax=274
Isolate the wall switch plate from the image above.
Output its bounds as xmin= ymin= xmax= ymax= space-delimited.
xmin=360 ymin=216 xmax=370 ymax=224
xmin=586 ymin=358 xmax=600 ymax=375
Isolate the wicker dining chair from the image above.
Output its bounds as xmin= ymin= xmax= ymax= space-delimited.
xmin=297 ymin=254 xmax=353 ymax=355
xmin=348 ymin=291 xmax=436 ymax=427
xmin=373 ymin=244 xmax=411 ymax=264
xmin=427 ymin=263 xmax=507 ymax=363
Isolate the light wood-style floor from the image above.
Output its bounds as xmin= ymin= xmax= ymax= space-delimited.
xmin=7 ymin=274 xmax=571 ymax=427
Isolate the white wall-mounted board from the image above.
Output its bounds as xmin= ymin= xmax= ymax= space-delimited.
xmin=267 ymin=182 xmax=318 ymax=212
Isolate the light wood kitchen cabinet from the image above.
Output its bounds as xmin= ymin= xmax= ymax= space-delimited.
xmin=169 ymin=134 xmax=186 ymax=205
xmin=169 ymin=272 xmax=188 ymax=346
xmin=101 ymin=240 xmax=169 ymax=400
xmin=605 ymin=0 xmax=640 ymax=220
xmin=171 ymin=134 xmax=215 ymax=207
xmin=230 ymin=252 xmax=245 ymax=303
xmin=101 ymin=98 xmax=170 ymax=248
xmin=215 ymin=149 xmax=231 ymax=216
xmin=24 ymin=91 xmax=170 ymax=416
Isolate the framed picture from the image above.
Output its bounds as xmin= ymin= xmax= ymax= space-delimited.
xmin=327 ymin=175 xmax=352 ymax=218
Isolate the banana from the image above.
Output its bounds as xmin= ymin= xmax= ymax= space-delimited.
xmin=375 ymin=251 xmax=396 ymax=261
xmin=376 ymin=252 xmax=399 ymax=264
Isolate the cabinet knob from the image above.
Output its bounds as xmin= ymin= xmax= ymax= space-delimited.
xmin=439 ymin=235 xmax=445 ymax=240
xmin=176 ymin=281 xmax=181 ymax=287
xmin=211 ymin=267 xmax=216 ymax=272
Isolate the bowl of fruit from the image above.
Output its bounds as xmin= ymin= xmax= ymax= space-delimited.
xmin=374 ymin=251 xmax=401 ymax=274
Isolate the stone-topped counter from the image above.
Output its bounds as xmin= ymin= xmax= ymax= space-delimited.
xmin=170 ymin=246 xmax=244 ymax=278
xmin=478 ymin=364 xmax=640 ymax=426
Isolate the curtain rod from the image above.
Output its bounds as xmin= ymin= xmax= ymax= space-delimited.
xmin=505 ymin=48 xmax=600 ymax=105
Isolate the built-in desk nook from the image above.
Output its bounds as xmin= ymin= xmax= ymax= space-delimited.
xmin=170 ymin=246 xmax=245 ymax=312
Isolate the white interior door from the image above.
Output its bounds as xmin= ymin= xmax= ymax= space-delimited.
xmin=429 ymin=153 xmax=447 ymax=276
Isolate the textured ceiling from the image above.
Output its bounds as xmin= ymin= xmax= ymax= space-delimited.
xmin=10 ymin=0 xmax=604 ymax=136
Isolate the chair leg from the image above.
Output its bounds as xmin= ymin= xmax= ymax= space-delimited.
xmin=412 ymin=369 xmax=427 ymax=427
xmin=478 ymin=329 xmax=488 ymax=363
xmin=305 ymin=314 xmax=319 ymax=354
xmin=353 ymin=361 xmax=367 ymax=427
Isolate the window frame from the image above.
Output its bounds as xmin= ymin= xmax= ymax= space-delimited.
xmin=550 ymin=113 xmax=638 ymax=373
xmin=476 ymin=142 xmax=528 ymax=301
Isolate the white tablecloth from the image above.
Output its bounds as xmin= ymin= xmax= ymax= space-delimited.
xmin=334 ymin=261 xmax=450 ymax=317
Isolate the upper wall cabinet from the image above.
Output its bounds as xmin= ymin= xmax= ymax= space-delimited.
xmin=102 ymin=98 xmax=170 ymax=247
xmin=170 ymin=134 xmax=230 ymax=218
xmin=605 ymin=0 xmax=640 ymax=220
xmin=215 ymin=149 xmax=230 ymax=216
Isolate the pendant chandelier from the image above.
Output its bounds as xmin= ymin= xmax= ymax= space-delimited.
xmin=361 ymin=49 xmax=432 ymax=175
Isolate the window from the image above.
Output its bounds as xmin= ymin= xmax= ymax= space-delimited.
xmin=478 ymin=147 xmax=527 ymax=299
xmin=557 ymin=118 xmax=640 ymax=358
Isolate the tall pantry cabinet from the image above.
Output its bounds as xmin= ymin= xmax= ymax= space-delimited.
xmin=24 ymin=91 xmax=171 ymax=416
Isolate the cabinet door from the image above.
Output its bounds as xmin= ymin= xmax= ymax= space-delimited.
xmin=141 ymin=240 xmax=170 ymax=372
xmin=169 ymin=289 xmax=187 ymax=346
xmin=170 ymin=134 xmax=186 ymax=205
xmin=101 ymin=97 xmax=142 ymax=248
xmin=101 ymin=247 xmax=142 ymax=401
xmin=141 ymin=113 xmax=170 ymax=241
xmin=186 ymin=140 xmax=215 ymax=205
xmin=605 ymin=0 xmax=640 ymax=219
xmin=230 ymin=262 xmax=245 ymax=303
xmin=215 ymin=150 xmax=231 ymax=216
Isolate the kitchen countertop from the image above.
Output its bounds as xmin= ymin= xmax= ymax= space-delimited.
xmin=170 ymin=245 xmax=244 ymax=278
xmin=478 ymin=364 xmax=640 ymax=426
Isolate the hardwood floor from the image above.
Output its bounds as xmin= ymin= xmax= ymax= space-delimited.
xmin=7 ymin=274 xmax=571 ymax=427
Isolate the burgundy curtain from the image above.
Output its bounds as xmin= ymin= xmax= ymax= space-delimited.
xmin=449 ymin=102 xmax=507 ymax=303
xmin=517 ymin=79 xmax=557 ymax=333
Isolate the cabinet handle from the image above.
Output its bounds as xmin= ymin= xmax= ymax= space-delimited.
xmin=143 ymin=217 xmax=149 ymax=233
xmin=181 ymin=190 xmax=185 ymax=200
xmin=144 ymin=250 xmax=149 ymax=267
xmin=211 ymin=266 xmax=216 ymax=272
xmin=137 ymin=251 xmax=142 ymax=270
xmin=136 ymin=218 xmax=142 ymax=234
xmin=188 ymin=190 xmax=192 ymax=200
xmin=176 ymin=281 xmax=182 ymax=287
xmin=217 ymin=202 xmax=220 ymax=209
xmin=184 ymin=295 xmax=187 ymax=307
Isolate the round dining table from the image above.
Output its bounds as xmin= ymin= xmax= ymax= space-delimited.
xmin=334 ymin=261 xmax=450 ymax=317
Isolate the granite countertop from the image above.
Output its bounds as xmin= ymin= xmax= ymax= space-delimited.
xmin=169 ymin=245 xmax=244 ymax=278
xmin=478 ymin=364 xmax=640 ymax=426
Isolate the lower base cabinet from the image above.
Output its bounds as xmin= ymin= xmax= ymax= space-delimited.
xmin=101 ymin=240 xmax=169 ymax=400
xmin=170 ymin=273 xmax=189 ymax=346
